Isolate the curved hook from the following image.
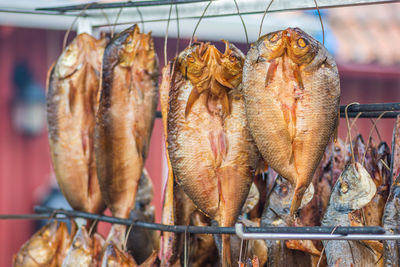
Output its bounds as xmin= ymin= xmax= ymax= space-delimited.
xmin=175 ymin=3 xmax=181 ymax=57
xmin=258 ymin=0 xmax=275 ymax=39
xmin=190 ymin=0 xmax=213 ymax=45
xmin=63 ymin=2 xmax=93 ymax=50
xmin=136 ymin=7 xmax=145 ymax=32
xmin=313 ymin=0 xmax=325 ymax=45
xmin=345 ymin=102 xmax=360 ymax=165
xmin=112 ymin=7 xmax=124 ymax=38
xmin=164 ymin=3 xmax=174 ymax=66
xmin=232 ymin=0 xmax=249 ymax=48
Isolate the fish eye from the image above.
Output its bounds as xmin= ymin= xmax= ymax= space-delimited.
xmin=229 ymin=53 xmax=237 ymax=62
xmin=269 ymin=33 xmax=279 ymax=43
xmin=297 ymin=38 xmax=307 ymax=48
xmin=187 ymin=54 xmax=195 ymax=63
xmin=340 ymin=181 xmax=349 ymax=193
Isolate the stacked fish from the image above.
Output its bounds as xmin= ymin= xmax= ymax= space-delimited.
xmin=13 ymin=22 xmax=400 ymax=267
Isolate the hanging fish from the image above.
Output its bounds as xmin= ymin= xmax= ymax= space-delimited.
xmin=47 ymin=33 xmax=107 ymax=215
xmin=261 ymin=176 xmax=318 ymax=267
xmin=13 ymin=221 xmax=68 ymax=267
xmin=242 ymin=27 xmax=340 ymax=216
xmin=95 ymin=24 xmax=158 ymax=247
xmin=321 ymin=162 xmax=377 ymax=266
xmin=164 ymin=41 xmax=260 ymax=266
xmin=62 ymin=226 xmax=104 ymax=267
xmin=383 ymin=115 xmax=400 ymax=266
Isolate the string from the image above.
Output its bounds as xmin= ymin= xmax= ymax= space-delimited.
xmin=345 ymin=103 xmax=360 ymax=165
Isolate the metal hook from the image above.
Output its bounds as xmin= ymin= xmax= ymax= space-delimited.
xmin=62 ymin=2 xmax=93 ymax=50
xmin=190 ymin=0 xmax=213 ymax=45
xmin=112 ymin=7 xmax=124 ymax=38
xmin=345 ymin=102 xmax=360 ymax=165
xmin=175 ymin=3 xmax=180 ymax=57
xmin=136 ymin=7 xmax=145 ymax=32
xmin=313 ymin=0 xmax=325 ymax=45
xmin=232 ymin=0 xmax=249 ymax=48
xmin=258 ymin=0 xmax=275 ymax=39
xmin=164 ymin=2 xmax=174 ymax=66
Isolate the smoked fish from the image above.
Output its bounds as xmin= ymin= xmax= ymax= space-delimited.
xmin=95 ymin=25 xmax=158 ymax=246
xmin=62 ymin=226 xmax=104 ymax=267
xmin=322 ymin=162 xmax=377 ymax=266
xmin=165 ymin=41 xmax=260 ymax=266
xmin=242 ymin=27 xmax=340 ymax=216
xmin=383 ymin=115 xmax=400 ymax=266
xmin=47 ymin=33 xmax=107 ymax=214
xmin=13 ymin=221 xmax=68 ymax=267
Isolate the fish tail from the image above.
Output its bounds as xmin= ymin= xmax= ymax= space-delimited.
xmin=290 ymin=183 xmax=308 ymax=217
xmin=221 ymin=234 xmax=232 ymax=267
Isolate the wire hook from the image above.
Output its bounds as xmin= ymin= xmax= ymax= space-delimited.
xmin=313 ymin=0 xmax=325 ymax=45
xmin=190 ymin=0 xmax=213 ymax=45
xmin=258 ymin=0 xmax=274 ymax=39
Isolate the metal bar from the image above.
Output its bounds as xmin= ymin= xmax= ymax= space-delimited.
xmin=340 ymin=112 xmax=400 ymax=118
xmin=34 ymin=206 xmax=385 ymax=236
xmin=37 ymin=0 xmax=398 ymax=13
xmin=0 ymin=8 xmax=77 ymax=16
xmin=0 ymin=213 xmax=54 ymax=220
xmin=340 ymin=103 xmax=400 ymax=113
xmin=37 ymin=0 xmax=209 ymax=12
xmin=235 ymin=224 xmax=400 ymax=240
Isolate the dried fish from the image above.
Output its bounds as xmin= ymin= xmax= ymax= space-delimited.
xmin=322 ymin=162 xmax=377 ymax=266
xmin=165 ymin=41 xmax=260 ymax=266
xmin=47 ymin=33 xmax=107 ymax=214
xmin=243 ymin=27 xmax=340 ymax=216
xmin=95 ymin=24 xmax=158 ymax=246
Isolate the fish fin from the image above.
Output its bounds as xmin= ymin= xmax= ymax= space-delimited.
xmin=334 ymin=110 xmax=340 ymax=143
xmin=290 ymin=183 xmax=308 ymax=217
xmin=221 ymin=91 xmax=231 ymax=116
xmin=185 ymin=87 xmax=200 ymax=118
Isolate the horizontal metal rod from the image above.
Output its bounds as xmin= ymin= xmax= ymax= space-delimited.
xmin=37 ymin=0 xmax=397 ymax=13
xmin=37 ymin=0 xmax=209 ymax=12
xmin=155 ymin=109 xmax=399 ymax=120
xmin=0 ymin=8 xmax=77 ymax=16
xmin=34 ymin=206 xmax=385 ymax=236
xmin=235 ymin=224 xmax=400 ymax=240
xmin=340 ymin=103 xmax=400 ymax=113
xmin=0 ymin=213 xmax=54 ymax=220
xmin=340 ymin=111 xmax=400 ymax=118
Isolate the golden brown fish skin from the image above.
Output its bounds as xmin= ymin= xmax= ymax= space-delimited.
xmin=62 ymin=227 xmax=94 ymax=267
xmin=166 ymin=42 xmax=259 ymax=267
xmin=13 ymin=221 xmax=64 ymax=267
xmin=95 ymin=25 xmax=158 ymax=245
xmin=47 ymin=33 xmax=106 ymax=214
xmin=242 ymin=27 xmax=340 ymax=216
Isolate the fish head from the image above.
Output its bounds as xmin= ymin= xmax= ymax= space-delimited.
xmin=255 ymin=30 xmax=286 ymax=61
xmin=13 ymin=220 xmax=62 ymax=266
xmin=217 ymin=40 xmax=245 ymax=89
xmin=178 ymin=42 xmax=208 ymax=91
xmin=329 ymin=162 xmax=376 ymax=213
xmin=66 ymin=226 xmax=93 ymax=262
xmin=284 ymin=27 xmax=318 ymax=65
xmin=101 ymin=242 xmax=136 ymax=267
xmin=119 ymin=25 xmax=155 ymax=70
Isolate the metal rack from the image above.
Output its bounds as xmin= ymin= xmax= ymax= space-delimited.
xmin=0 ymin=0 xmax=399 ymax=242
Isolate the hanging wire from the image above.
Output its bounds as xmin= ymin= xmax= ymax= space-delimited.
xmin=100 ymin=8 xmax=113 ymax=35
xmin=164 ymin=2 xmax=174 ymax=65
xmin=62 ymin=2 xmax=93 ymax=50
xmin=258 ymin=0 xmax=274 ymax=38
xmin=136 ymin=7 xmax=145 ymax=32
xmin=112 ymin=7 xmax=124 ymax=38
xmin=232 ymin=0 xmax=249 ymax=48
xmin=190 ymin=0 xmax=213 ymax=45
xmin=313 ymin=0 xmax=325 ymax=45
xmin=361 ymin=111 xmax=389 ymax=166
xmin=345 ymin=102 xmax=360 ymax=165
xmin=175 ymin=3 xmax=181 ymax=57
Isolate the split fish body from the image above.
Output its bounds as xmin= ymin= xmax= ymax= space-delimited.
xmin=165 ymin=41 xmax=260 ymax=266
xmin=242 ymin=28 xmax=340 ymax=216
xmin=95 ymin=25 xmax=158 ymax=245
xmin=47 ymin=33 xmax=107 ymax=214
xmin=322 ymin=162 xmax=377 ymax=266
